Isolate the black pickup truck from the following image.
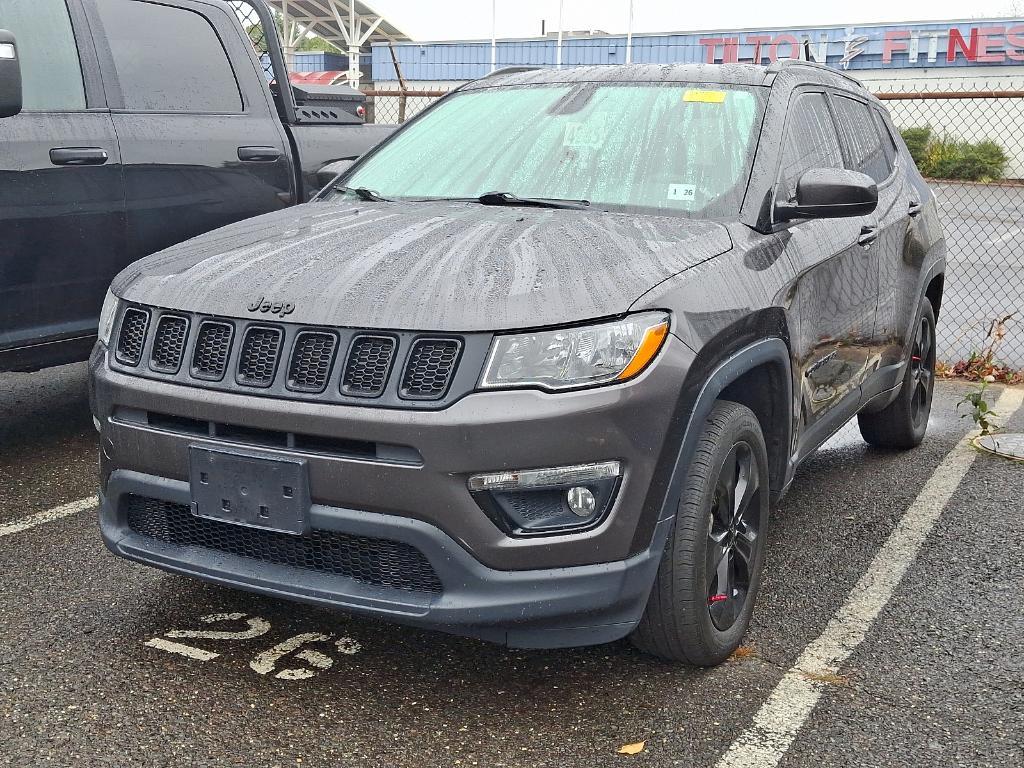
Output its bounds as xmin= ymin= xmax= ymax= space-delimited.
xmin=0 ymin=0 xmax=392 ymax=372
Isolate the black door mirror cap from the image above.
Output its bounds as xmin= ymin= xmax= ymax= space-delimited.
xmin=0 ymin=29 xmax=22 ymax=119
xmin=775 ymin=168 xmax=878 ymax=222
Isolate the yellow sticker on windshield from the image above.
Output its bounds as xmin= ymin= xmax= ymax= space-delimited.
xmin=683 ymin=89 xmax=727 ymax=104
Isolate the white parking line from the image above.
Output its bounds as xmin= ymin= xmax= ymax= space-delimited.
xmin=717 ymin=386 xmax=1024 ymax=768
xmin=0 ymin=496 xmax=97 ymax=539
xmin=144 ymin=638 xmax=220 ymax=662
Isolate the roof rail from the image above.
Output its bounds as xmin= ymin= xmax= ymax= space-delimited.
xmin=765 ymin=58 xmax=865 ymax=89
xmin=484 ymin=65 xmax=546 ymax=78
xmin=452 ymin=65 xmax=546 ymax=92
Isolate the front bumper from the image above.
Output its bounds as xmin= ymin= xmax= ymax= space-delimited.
xmin=101 ymin=470 xmax=674 ymax=647
xmin=91 ymin=335 xmax=693 ymax=647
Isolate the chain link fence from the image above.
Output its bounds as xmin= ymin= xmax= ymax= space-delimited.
xmin=874 ymin=80 xmax=1023 ymax=375
xmin=229 ymin=0 xmax=276 ymax=79
xmin=360 ymin=90 xmax=448 ymax=125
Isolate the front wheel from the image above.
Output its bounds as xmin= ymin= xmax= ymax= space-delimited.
xmin=630 ymin=400 xmax=770 ymax=665
xmin=858 ymin=297 xmax=936 ymax=449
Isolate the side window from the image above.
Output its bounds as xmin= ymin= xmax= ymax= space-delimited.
xmin=778 ymin=92 xmax=844 ymax=202
xmin=872 ymin=108 xmax=899 ymax=170
xmin=832 ymin=95 xmax=892 ymax=184
xmin=2 ymin=0 xmax=85 ymax=110
xmin=96 ymin=0 xmax=242 ymax=113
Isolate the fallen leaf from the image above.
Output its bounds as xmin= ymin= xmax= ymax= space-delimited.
xmin=617 ymin=741 xmax=645 ymax=755
xmin=728 ymin=645 xmax=755 ymax=661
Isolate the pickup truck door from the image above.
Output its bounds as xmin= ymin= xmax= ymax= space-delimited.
xmin=89 ymin=0 xmax=294 ymax=263
xmin=0 ymin=0 xmax=126 ymax=365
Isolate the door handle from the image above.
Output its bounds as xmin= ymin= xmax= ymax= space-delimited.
xmin=857 ymin=225 xmax=878 ymax=247
xmin=49 ymin=147 xmax=109 ymax=166
xmin=908 ymin=200 xmax=923 ymax=217
xmin=237 ymin=146 xmax=282 ymax=162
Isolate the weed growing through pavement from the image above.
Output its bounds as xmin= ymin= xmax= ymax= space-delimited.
xmin=957 ymin=376 xmax=999 ymax=436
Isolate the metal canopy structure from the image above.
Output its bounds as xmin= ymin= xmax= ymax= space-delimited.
xmin=266 ymin=0 xmax=410 ymax=86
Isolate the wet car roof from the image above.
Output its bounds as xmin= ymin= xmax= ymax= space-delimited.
xmin=462 ymin=63 xmax=774 ymax=89
xmin=462 ymin=61 xmax=869 ymax=94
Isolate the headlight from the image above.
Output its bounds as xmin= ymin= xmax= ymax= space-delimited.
xmin=479 ymin=312 xmax=670 ymax=391
xmin=97 ymin=289 xmax=119 ymax=347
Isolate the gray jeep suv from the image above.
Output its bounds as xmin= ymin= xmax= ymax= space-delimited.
xmin=90 ymin=61 xmax=945 ymax=665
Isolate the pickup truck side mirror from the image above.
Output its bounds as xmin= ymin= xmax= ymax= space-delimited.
xmin=316 ymin=159 xmax=355 ymax=191
xmin=774 ymin=168 xmax=877 ymax=222
xmin=0 ymin=30 xmax=22 ymax=119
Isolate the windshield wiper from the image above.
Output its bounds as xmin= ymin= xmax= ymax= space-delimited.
xmin=476 ymin=191 xmax=590 ymax=210
xmin=334 ymin=185 xmax=391 ymax=202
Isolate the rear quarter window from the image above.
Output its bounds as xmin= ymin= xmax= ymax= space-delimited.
xmin=871 ymin=108 xmax=899 ymax=170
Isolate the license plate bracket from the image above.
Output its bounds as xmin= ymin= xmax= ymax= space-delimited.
xmin=189 ymin=446 xmax=311 ymax=535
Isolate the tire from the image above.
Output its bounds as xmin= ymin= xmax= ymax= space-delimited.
xmin=630 ymin=400 xmax=770 ymax=666
xmin=858 ymin=298 xmax=936 ymax=449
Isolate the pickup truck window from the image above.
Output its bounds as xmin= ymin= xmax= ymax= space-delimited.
xmin=341 ymin=83 xmax=764 ymax=218
xmin=96 ymin=0 xmax=243 ymax=113
xmin=3 ymin=0 xmax=85 ymax=110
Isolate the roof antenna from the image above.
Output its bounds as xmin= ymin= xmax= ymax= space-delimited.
xmin=803 ymin=39 xmax=812 ymax=61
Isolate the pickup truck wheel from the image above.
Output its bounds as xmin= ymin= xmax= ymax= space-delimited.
xmin=858 ymin=298 xmax=936 ymax=449
xmin=630 ymin=401 xmax=769 ymax=666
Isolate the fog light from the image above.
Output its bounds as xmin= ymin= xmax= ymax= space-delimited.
xmin=468 ymin=461 xmax=622 ymax=536
xmin=566 ymin=486 xmax=596 ymax=516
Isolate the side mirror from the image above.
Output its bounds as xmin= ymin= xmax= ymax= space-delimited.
xmin=775 ymin=168 xmax=877 ymax=222
xmin=0 ymin=30 xmax=22 ymax=118
xmin=316 ymin=159 xmax=355 ymax=190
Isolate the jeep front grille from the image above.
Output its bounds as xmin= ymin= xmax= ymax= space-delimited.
xmin=115 ymin=307 xmax=150 ymax=366
xmin=149 ymin=315 xmax=189 ymax=373
xmin=287 ymin=331 xmax=337 ymax=393
xmin=341 ymin=335 xmax=396 ymax=397
xmin=400 ymin=338 xmax=462 ymax=400
xmin=236 ymin=326 xmax=283 ymax=388
xmin=109 ymin=306 xmax=481 ymax=409
xmin=124 ymin=495 xmax=443 ymax=594
xmin=191 ymin=321 xmax=233 ymax=381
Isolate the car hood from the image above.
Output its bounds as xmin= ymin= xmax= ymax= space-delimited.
xmin=113 ymin=200 xmax=732 ymax=331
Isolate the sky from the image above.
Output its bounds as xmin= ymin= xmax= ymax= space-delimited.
xmin=366 ymin=0 xmax=1024 ymax=41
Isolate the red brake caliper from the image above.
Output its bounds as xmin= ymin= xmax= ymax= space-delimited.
xmin=709 ymin=594 xmax=728 ymax=604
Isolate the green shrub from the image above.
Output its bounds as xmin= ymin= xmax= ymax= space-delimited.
xmin=899 ymin=126 xmax=1009 ymax=181
xmin=900 ymin=126 xmax=932 ymax=168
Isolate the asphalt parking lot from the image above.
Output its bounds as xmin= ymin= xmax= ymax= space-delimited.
xmin=1 ymin=365 xmax=1023 ymax=768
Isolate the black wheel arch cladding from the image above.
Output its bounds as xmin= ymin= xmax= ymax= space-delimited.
xmin=629 ymin=326 xmax=792 ymax=556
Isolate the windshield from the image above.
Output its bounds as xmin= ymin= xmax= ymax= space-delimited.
xmin=333 ymin=82 xmax=765 ymax=218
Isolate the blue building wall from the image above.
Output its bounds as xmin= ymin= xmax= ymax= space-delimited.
xmin=371 ymin=20 xmax=1024 ymax=81
xmin=288 ymin=51 xmax=372 ymax=74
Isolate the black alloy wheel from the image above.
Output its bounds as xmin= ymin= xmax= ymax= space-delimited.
xmin=707 ymin=441 xmax=763 ymax=631
xmin=908 ymin=312 xmax=936 ymax=428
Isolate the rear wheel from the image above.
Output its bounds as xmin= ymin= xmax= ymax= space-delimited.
xmin=858 ymin=298 xmax=936 ymax=449
xmin=630 ymin=401 xmax=769 ymax=666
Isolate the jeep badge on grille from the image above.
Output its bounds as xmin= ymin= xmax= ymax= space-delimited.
xmin=247 ymin=296 xmax=295 ymax=318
